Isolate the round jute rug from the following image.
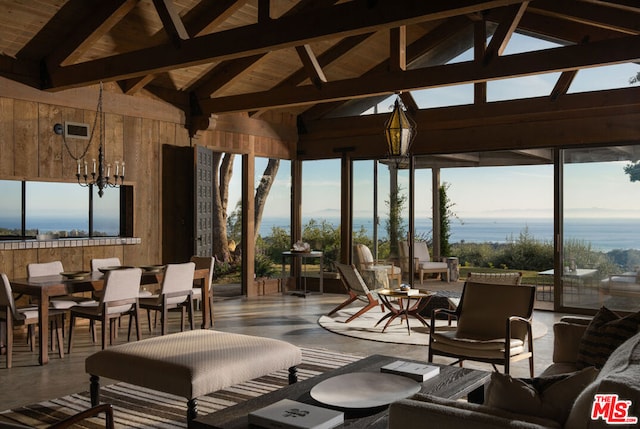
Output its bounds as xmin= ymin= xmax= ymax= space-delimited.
xmin=318 ymin=306 xmax=548 ymax=346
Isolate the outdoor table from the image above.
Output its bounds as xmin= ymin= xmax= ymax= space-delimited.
xmin=10 ymin=267 xmax=210 ymax=365
xmin=281 ymin=251 xmax=323 ymax=297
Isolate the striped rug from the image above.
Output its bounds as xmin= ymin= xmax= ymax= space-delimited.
xmin=0 ymin=348 xmax=363 ymax=429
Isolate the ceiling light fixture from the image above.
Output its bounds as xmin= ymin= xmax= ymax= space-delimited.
xmin=384 ymin=94 xmax=416 ymax=160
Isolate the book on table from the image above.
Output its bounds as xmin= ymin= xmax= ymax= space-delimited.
xmin=394 ymin=288 xmax=419 ymax=295
xmin=380 ymin=360 xmax=440 ymax=382
xmin=248 ymin=398 xmax=344 ymax=429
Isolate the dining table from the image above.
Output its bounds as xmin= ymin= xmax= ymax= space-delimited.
xmin=10 ymin=266 xmax=211 ymax=365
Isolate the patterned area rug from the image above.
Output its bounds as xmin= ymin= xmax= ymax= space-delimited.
xmin=0 ymin=348 xmax=362 ymax=429
xmin=319 ymin=306 xmax=548 ymax=346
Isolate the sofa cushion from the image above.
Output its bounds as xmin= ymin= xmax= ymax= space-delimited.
xmin=576 ymin=307 xmax=640 ymax=369
xmin=484 ymin=367 xmax=599 ymax=425
xmin=565 ymin=331 xmax=640 ymax=429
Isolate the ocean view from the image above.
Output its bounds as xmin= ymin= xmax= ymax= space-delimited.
xmin=260 ymin=217 xmax=640 ymax=252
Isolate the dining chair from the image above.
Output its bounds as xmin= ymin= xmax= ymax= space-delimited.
xmin=90 ymin=257 xmax=122 ymax=272
xmin=189 ymin=255 xmax=215 ymax=328
xmin=1 ymin=273 xmax=65 ymax=368
xmin=67 ymin=268 xmax=143 ymax=352
xmin=328 ymin=263 xmax=383 ymax=323
xmin=27 ymin=261 xmax=96 ymax=309
xmin=428 ymin=281 xmax=536 ymax=376
xmin=139 ymin=262 xmax=195 ymax=335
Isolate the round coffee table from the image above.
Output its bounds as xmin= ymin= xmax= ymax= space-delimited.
xmin=375 ymin=289 xmax=435 ymax=334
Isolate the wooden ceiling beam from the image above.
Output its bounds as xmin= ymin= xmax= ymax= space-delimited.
xmin=295 ymin=45 xmax=327 ymax=89
xmin=300 ymin=87 xmax=640 ymax=141
xmin=45 ymin=0 xmax=527 ymax=90
xmin=390 ymin=26 xmax=407 ymax=72
xmin=550 ymin=70 xmax=578 ymax=101
xmin=483 ymin=1 xmax=529 ymax=64
xmin=297 ymin=90 xmax=640 ymax=160
xmin=201 ymin=34 xmax=640 ymax=114
xmin=152 ymin=0 xmax=190 ymax=45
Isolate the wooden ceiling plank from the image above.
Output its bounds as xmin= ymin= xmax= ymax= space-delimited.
xmin=200 ymin=34 xmax=640 ymax=114
xmin=295 ymin=45 xmax=327 ymax=89
xmin=183 ymin=0 xmax=249 ymax=38
xmin=117 ymin=0 xmax=248 ymax=95
xmin=189 ymin=0 xmax=340 ymax=100
xmin=390 ymin=26 xmax=407 ymax=72
xmin=483 ymin=1 xmax=529 ymax=64
xmin=46 ymin=0 xmax=139 ymax=68
xmin=250 ymin=33 xmax=374 ymax=118
xmin=46 ymin=0 xmax=527 ymax=90
xmin=152 ymin=0 xmax=190 ymax=45
xmin=530 ymin=0 xmax=640 ymax=34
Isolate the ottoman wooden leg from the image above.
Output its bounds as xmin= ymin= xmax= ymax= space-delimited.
xmin=90 ymin=375 xmax=100 ymax=406
xmin=187 ymin=398 xmax=198 ymax=423
xmin=288 ymin=366 xmax=298 ymax=384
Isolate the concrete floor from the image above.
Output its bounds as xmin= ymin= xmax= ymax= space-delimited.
xmin=0 ymin=289 xmax=566 ymax=411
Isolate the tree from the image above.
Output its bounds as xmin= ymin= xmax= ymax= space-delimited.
xmin=624 ymin=162 xmax=640 ymax=182
xmin=386 ymin=185 xmax=407 ymax=257
xmin=212 ymin=152 xmax=235 ymax=263
xmin=254 ymin=159 xmax=280 ymax=243
xmin=439 ymin=183 xmax=453 ymax=257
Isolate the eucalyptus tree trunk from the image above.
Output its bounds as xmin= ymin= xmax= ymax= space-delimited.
xmin=212 ymin=152 xmax=235 ymax=262
xmin=254 ymin=159 xmax=280 ymax=244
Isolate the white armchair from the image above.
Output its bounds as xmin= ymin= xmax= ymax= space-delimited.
xmin=398 ymin=241 xmax=449 ymax=284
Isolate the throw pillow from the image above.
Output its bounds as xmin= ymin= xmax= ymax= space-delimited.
xmin=576 ymin=306 xmax=640 ymax=369
xmin=484 ymin=367 xmax=599 ymax=425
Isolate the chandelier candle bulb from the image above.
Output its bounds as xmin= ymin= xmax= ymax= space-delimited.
xmin=92 ymin=159 xmax=96 ymax=174
xmin=107 ymin=164 xmax=111 ymax=178
xmin=115 ymin=161 xmax=119 ymax=176
xmin=77 ymin=159 xmax=81 ymax=175
xmin=84 ymin=161 xmax=88 ymax=176
xmin=121 ymin=162 xmax=125 ymax=177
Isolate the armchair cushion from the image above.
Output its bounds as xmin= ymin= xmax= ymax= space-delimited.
xmin=484 ymin=367 xmax=599 ymax=425
xmin=576 ymin=306 xmax=640 ymax=369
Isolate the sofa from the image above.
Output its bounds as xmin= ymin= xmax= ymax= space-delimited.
xmin=389 ymin=311 xmax=640 ymax=429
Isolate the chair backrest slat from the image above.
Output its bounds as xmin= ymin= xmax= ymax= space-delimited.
xmin=101 ymin=268 xmax=142 ymax=314
xmin=190 ymin=256 xmax=214 ymax=291
xmin=161 ymin=262 xmax=196 ymax=304
xmin=466 ymin=272 xmax=522 ymax=285
xmin=0 ymin=273 xmax=19 ymax=319
xmin=91 ymin=257 xmax=122 ymax=272
xmin=27 ymin=261 xmax=64 ymax=277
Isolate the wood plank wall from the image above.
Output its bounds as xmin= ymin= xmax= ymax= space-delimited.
xmin=0 ymin=79 xmax=296 ymax=280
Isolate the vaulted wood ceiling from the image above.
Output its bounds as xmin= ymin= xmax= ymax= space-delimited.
xmin=1 ymin=0 xmax=639 ymax=161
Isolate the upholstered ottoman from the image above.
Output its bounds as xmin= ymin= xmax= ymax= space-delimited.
xmin=85 ymin=330 xmax=302 ymax=423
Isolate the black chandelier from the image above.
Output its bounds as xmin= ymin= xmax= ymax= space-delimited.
xmin=56 ymin=83 xmax=124 ymax=197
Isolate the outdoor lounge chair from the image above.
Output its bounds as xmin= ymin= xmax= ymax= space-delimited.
xmin=398 ymin=241 xmax=449 ymax=284
xmin=353 ymin=244 xmax=402 ymax=288
xmin=328 ymin=263 xmax=383 ymax=323
xmin=428 ymin=281 xmax=536 ymax=376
